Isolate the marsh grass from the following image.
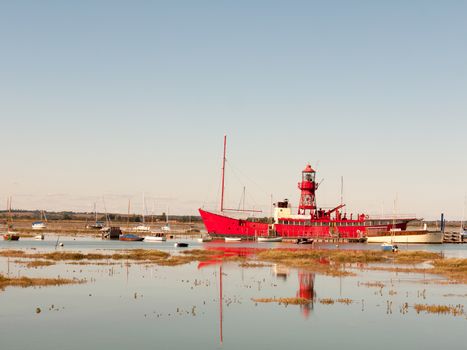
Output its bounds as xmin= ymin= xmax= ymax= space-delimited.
xmin=252 ymin=297 xmax=311 ymax=305
xmin=337 ymin=298 xmax=353 ymax=304
xmin=0 ymin=274 xmax=83 ymax=291
xmin=431 ymin=259 xmax=467 ymax=283
xmin=255 ymin=249 xmax=467 ymax=282
xmin=239 ymin=262 xmax=272 ymax=268
xmin=0 ymin=249 xmax=235 ymax=267
xmin=17 ymin=260 xmax=56 ymax=268
xmin=359 ymin=281 xmax=385 ymax=288
xmin=319 ymin=298 xmax=335 ymax=304
xmin=414 ymin=303 xmax=465 ymax=316
xmin=2 ymin=248 xmax=467 ymax=283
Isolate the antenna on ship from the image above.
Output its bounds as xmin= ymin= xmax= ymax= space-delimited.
xmin=220 ymin=135 xmax=227 ymax=213
xmin=340 ymin=176 xmax=344 ymax=206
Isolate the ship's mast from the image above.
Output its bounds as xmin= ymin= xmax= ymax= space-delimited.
xmin=220 ymin=135 xmax=227 ymax=212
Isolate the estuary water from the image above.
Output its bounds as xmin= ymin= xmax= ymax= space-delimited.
xmin=0 ymin=237 xmax=466 ymax=350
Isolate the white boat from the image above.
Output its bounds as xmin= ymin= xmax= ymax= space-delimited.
xmin=224 ymin=237 xmax=242 ymax=242
xmin=144 ymin=233 xmax=167 ymax=242
xmin=32 ymin=221 xmax=47 ymax=230
xmin=174 ymin=242 xmax=189 ymax=247
xmin=32 ymin=210 xmax=48 ymax=230
xmin=197 ymin=235 xmax=213 ymax=242
xmin=134 ymin=225 xmax=151 ymax=232
xmin=367 ymin=230 xmax=443 ymax=244
xmin=34 ymin=234 xmax=45 ymax=240
xmin=257 ymin=237 xmax=283 ymax=243
xmin=161 ymin=206 xmax=171 ymax=232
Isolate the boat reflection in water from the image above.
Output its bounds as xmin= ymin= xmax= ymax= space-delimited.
xmin=272 ymin=265 xmax=316 ymax=318
xmin=297 ymin=271 xmax=315 ymax=318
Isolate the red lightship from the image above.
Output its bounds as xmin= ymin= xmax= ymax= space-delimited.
xmin=199 ymin=136 xmax=415 ymax=240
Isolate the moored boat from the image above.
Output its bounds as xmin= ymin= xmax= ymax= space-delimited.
xmin=174 ymin=242 xmax=189 ymax=247
xmin=197 ymin=235 xmax=213 ymax=242
xmin=224 ymin=237 xmax=242 ymax=242
xmin=257 ymin=236 xmax=283 ymax=243
xmin=144 ymin=233 xmax=167 ymax=242
xmin=3 ymin=233 xmax=20 ymax=241
xmin=32 ymin=210 xmax=48 ymax=230
xmin=119 ymin=233 xmax=144 ymax=241
xmin=381 ymin=243 xmax=398 ymax=252
xmin=32 ymin=221 xmax=47 ymax=230
xmin=3 ymin=196 xmax=19 ymax=241
xmin=296 ymin=238 xmax=314 ymax=245
xmin=134 ymin=225 xmax=151 ymax=232
xmin=366 ymin=230 xmax=443 ymax=244
xmin=34 ymin=234 xmax=45 ymax=240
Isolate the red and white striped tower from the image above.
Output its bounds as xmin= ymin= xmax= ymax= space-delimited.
xmin=297 ymin=164 xmax=317 ymax=215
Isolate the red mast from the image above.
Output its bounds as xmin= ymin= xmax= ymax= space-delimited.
xmin=220 ymin=135 xmax=227 ymax=212
xmin=298 ymin=164 xmax=317 ymax=215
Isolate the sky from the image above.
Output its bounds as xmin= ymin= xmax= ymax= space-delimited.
xmin=0 ymin=1 xmax=466 ymax=219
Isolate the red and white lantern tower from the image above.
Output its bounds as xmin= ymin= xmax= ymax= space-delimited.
xmin=297 ymin=164 xmax=317 ymax=215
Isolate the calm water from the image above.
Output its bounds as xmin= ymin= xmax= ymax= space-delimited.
xmin=1 ymin=236 xmax=466 ymax=350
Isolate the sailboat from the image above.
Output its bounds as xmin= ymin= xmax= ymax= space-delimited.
xmin=3 ymin=196 xmax=20 ymax=241
xmin=381 ymin=197 xmax=398 ymax=251
xmin=161 ymin=206 xmax=171 ymax=232
xmin=87 ymin=203 xmax=104 ymax=229
xmin=135 ymin=194 xmax=150 ymax=232
xmin=32 ymin=210 xmax=47 ymax=230
xmin=32 ymin=210 xmax=46 ymax=240
xmin=461 ymin=195 xmax=467 ymax=242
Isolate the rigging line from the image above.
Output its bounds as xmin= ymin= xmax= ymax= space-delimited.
xmin=225 ymin=161 xmax=263 ymax=211
xmin=224 ymin=159 xmax=270 ymax=197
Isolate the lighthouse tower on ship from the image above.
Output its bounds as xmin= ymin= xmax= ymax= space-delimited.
xmin=298 ymin=164 xmax=318 ymax=216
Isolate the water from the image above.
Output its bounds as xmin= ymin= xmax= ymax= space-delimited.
xmin=1 ymin=237 xmax=466 ymax=349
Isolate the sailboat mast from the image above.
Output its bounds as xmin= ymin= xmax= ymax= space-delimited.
xmin=7 ymin=196 xmax=11 ymax=233
xmin=462 ymin=194 xmax=466 ymax=232
xmin=142 ymin=193 xmax=146 ymax=225
xmin=220 ymin=135 xmax=227 ymax=212
xmin=127 ymin=199 xmax=131 ymax=230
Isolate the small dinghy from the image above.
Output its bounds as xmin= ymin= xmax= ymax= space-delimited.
xmin=224 ymin=237 xmax=242 ymax=242
xmin=174 ymin=242 xmax=189 ymax=248
xmin=296 ymin=238 xmax=314 ymax=245
xmin=257 ymin=237 xmax=283 ymax=243
xmin=381 ymin=243 xmax=398 ymax=252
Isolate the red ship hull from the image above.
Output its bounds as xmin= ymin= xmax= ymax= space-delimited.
xmin=199 ymin=209 xmax=414 ymax=239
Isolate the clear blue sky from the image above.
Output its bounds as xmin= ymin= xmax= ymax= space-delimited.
xmin=0 ymin=1 xmax=466 ymax=219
